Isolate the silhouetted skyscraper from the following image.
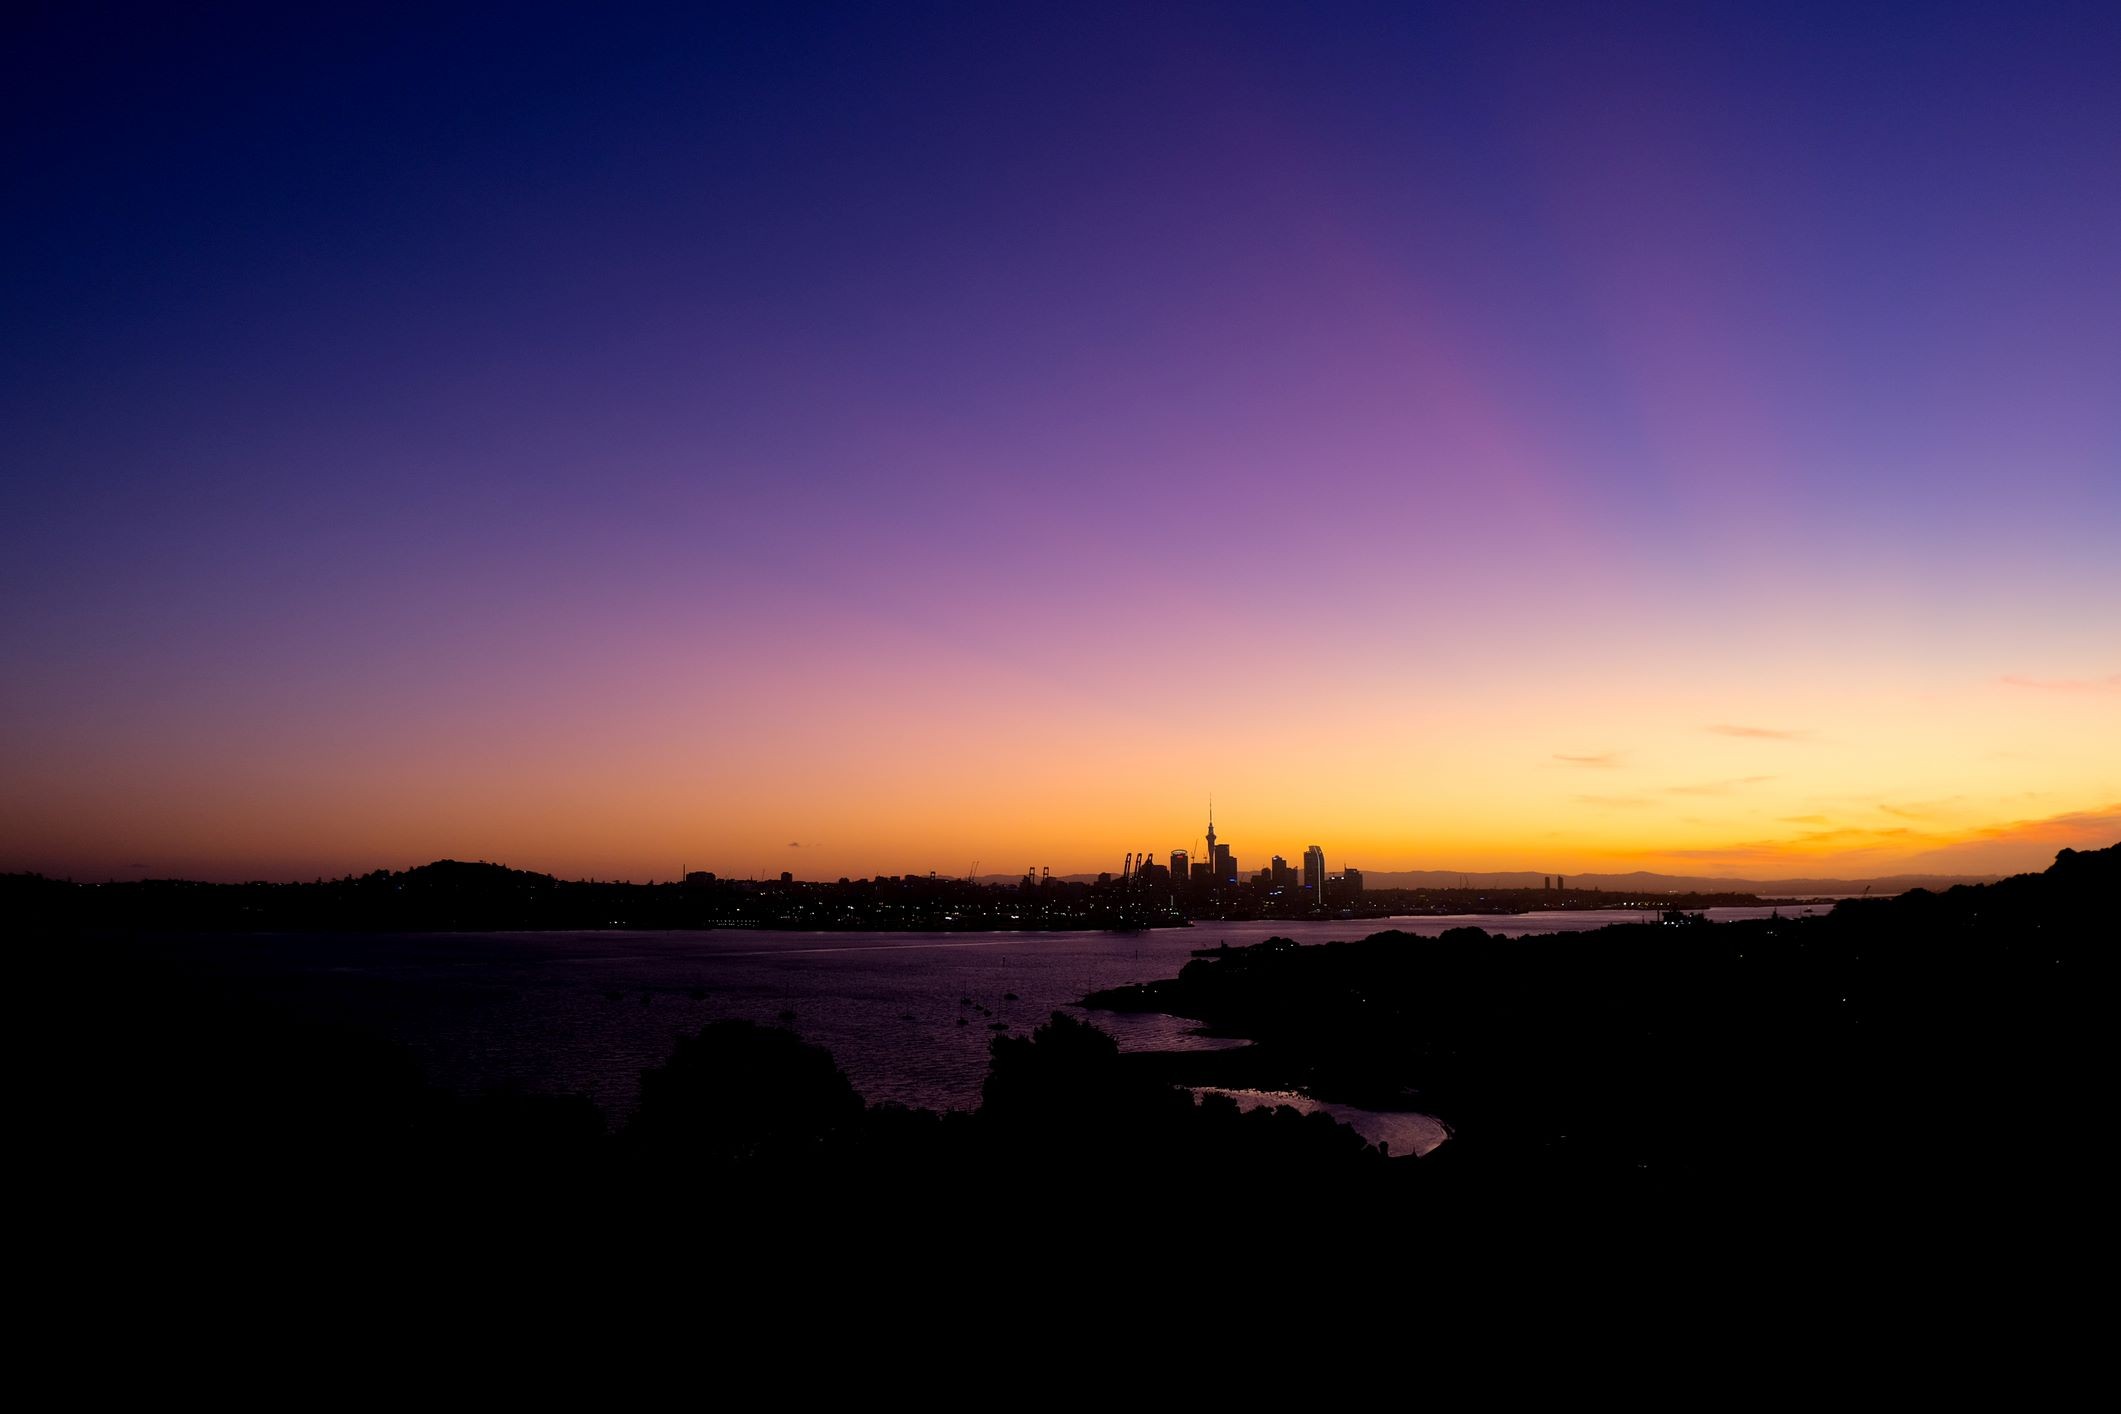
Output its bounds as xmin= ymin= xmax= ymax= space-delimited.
xmin=1171 ymin=849 xmax=1189 ymax=880
xmin=1304 ymin=845 xmax=1326 ymax=901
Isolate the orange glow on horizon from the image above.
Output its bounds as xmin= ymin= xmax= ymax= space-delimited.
xmin=9 ymin=640 xmax=2114 ymax=883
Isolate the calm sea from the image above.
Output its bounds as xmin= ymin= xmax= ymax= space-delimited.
xmin=139 ymin=905 xmax=1824 ymax=1154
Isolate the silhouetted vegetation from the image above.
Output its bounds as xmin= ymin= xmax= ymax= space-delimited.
xmin=1087 ymin=844 xmax=2115 ymax=1216
xmin=40 ymin=958 xmax=1409 ymax=1277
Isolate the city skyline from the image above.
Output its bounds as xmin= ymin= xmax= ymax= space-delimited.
xmin=4 ymin=5 xmax=2116 ymax=885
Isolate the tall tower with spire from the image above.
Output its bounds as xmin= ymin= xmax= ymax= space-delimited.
xmin=1204 ymin=798 xmax=1216 ymax=877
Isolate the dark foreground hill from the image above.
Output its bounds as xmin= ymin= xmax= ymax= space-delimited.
xmin=1088 ymin=843 xmax=2114 ymax=1207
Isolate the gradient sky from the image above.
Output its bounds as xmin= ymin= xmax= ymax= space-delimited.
xmin=4 ymin=2 xmax=2117 ymax=882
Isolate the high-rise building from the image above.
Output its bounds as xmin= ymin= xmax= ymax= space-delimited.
xmin=1212 ymin=843 xmax=1234 ymax=883
xmin=1304 ymin=845 xmax=1326 ymax=901
xmin=1271 ymin=855 xmax=1292 ymax=887
xmin=1171 ymin=849 xmax=1189 ymax=880
xmin=1342 ymin=865 xmax=1363 ymax=896
xmin=1557 ymin=875 xmax=1565 ymax=891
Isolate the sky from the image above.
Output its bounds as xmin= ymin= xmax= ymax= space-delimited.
xmin=3 ymin=1 xmax=2117 ymax=883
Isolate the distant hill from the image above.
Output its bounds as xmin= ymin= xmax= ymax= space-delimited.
xmin=1338 ymin=868 xmax=1998 ymax=895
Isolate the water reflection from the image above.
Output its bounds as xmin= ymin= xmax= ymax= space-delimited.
xmin=1192 ymin=1087 xmax=1450 ymax=1157
xmin=134 ymin=907 xmax=1822 ymax=1116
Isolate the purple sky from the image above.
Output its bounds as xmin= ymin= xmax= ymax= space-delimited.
xmin=4 ymin=3 xmax=2117 ymax=881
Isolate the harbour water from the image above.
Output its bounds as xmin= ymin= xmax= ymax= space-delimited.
xmin=138 ymin=904 xmax=1828 ymax=1138
xmin=1192 ymin=1088 xmax=1453 ymax=1157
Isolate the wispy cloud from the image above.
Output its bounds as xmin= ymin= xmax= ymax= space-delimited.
xmin=1661 ymin=823 xmax=1919 ymax=861
xmin=1553 ymin=752 xmax=1621 ymax=767
xmin=1878 ymin=799 xmax=1959 ymax=821
xmin=1638 ymin=802 xmax=2120 ymax=876
xmin=1665 ymin=775 xmax=1776 ymax=796
xmin=1709 ymin=724 xmax=1808 ymax=741
xmin=2001 ymin=673 xmax=2121 ymax=693
xmin=1900 ymin=803 xmax=2121 ymax=871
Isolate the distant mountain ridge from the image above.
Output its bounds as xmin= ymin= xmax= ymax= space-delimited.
xmin=1281 ymin=868 xmax=1998 ymax=894
xmin=980 ymin=868 xmax=2000 ymax=894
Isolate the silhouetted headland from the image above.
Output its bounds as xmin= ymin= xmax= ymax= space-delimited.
xmin=1084 ymin=843 xmax=2113 ymax=1210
